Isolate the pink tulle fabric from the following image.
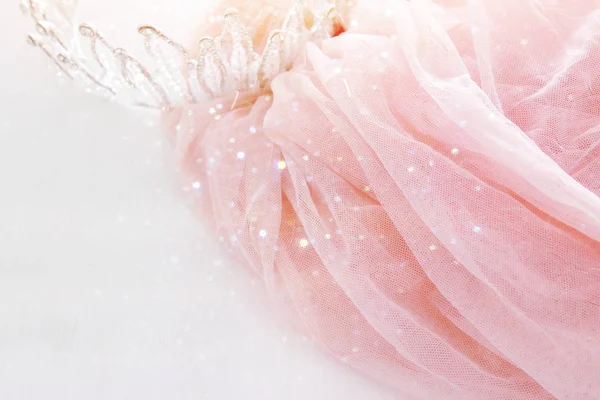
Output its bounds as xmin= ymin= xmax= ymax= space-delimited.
xmin=164 ymin=1 xmax=600 ymax=399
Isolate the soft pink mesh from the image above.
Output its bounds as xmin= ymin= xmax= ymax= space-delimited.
xmin=164 ymin=1 xmax=600 ymax=398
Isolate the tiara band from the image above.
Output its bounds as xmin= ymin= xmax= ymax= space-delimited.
xmin=21 ymin=0 xmax=346 ymax=110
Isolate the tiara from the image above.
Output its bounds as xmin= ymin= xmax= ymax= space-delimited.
xmin=20 ymin=0 xmax=346 ymax=109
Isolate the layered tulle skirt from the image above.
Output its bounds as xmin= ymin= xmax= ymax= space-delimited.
xmin=165 ymin=1 xmax=600 ymax=398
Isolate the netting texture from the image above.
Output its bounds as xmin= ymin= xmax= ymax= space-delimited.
xmin=164 ymin=1 xmax=600 ymax=398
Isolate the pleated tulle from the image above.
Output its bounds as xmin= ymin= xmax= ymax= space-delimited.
xmin=164 ymin=1 xmax=600 ymax=398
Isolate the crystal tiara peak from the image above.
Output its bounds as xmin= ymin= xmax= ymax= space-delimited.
xmin=21 ymin=0 xmax=347 ymax=109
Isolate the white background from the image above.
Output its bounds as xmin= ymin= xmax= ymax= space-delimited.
xmin=0 ymin=1 xmax=399 ymax=399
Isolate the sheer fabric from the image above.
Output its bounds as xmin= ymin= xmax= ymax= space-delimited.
xmin=164 ymin=0 xmax=600 ymax=399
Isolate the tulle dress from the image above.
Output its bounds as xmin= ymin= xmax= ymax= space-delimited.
xmin=24 ymin=0 xmax=600 ymax=398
